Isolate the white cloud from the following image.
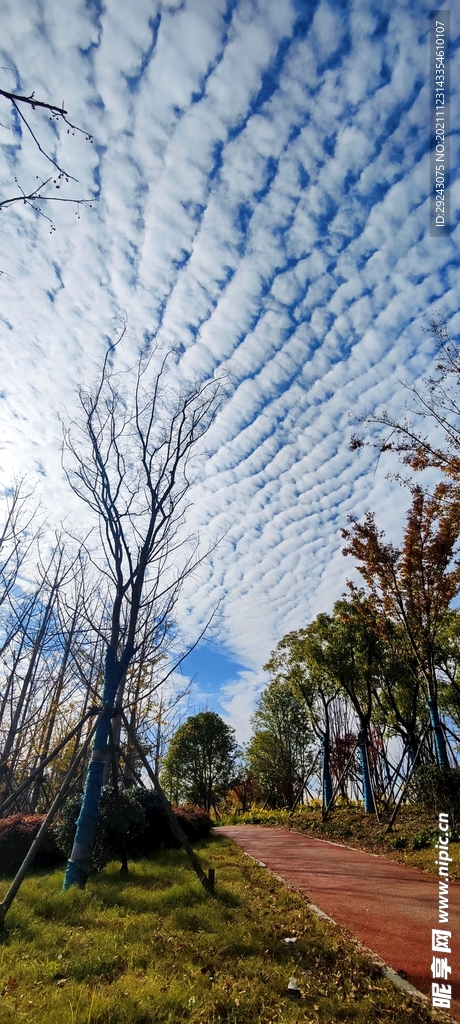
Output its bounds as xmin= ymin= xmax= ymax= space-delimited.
xmin=0 ymin=0 xmax=458 ymax=736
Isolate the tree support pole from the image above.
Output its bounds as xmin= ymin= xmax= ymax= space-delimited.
xmin=0 ymin=711 xmax=103 ymax=929
xmin=262 ymin=787 xmax=275 ymax=810
xmin=385 ymin=726 xmax=429 ymax=833
xmin=0 ymin=706 xmax=100 ymax=818
xmin=319 ymin=741 xmax=358 ymax=819
xmin=383 ymin=739 xmax=411 ymax=810
xmin=291 ymin=749 xmax=321 ymax=812
xmin=120 ymin=712 xmax=213 ymax=893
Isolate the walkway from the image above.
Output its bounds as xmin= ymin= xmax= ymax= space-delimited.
xmin=214 ymin=825 xmax=460 ymax=1021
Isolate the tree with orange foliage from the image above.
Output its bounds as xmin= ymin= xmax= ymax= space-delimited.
xmin=342 ymin=483 xmax=460 ymax=767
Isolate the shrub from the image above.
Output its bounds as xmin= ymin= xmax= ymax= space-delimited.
xmin=54 ymin=786 xmax=146 ymax=873
xmin=54 ymin=786 xmax=212 ymax=873
xmin=130 ymin=790 xmax=211 ymax=853
xmin=132 ymin=789 xmax=171 ymax=854
xmin=0 ymin=814 xmax=65 ymax=876
xmin=410 ymin=764 xmax=460 ymax=827
xmin=173 ymin=804 xmax=212 ymax=842
xmin=412 ymin=828 xmax=437 ymax=850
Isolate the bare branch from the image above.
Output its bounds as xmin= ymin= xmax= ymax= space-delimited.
xmin=0 ymin=86 xmax=94 ymax=220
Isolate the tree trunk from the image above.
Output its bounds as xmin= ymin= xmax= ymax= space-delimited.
xmin=357 ymin=725 xmax=375 ymax=813
xmin=427 ymin=698 xmax=449 ymax=767
xmin=62 ymin=643 xmax=133 ymax=889
xmin=407 ymin=733 xmax=419 ymax=766
xmin=322 ymin=728 xmax=333 ymax=809
xmin=109 ymin=725 xmax=128 ymax=874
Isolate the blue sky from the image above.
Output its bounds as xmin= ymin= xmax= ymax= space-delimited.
xmin=0 ymin=0 xmax=459 ymax=739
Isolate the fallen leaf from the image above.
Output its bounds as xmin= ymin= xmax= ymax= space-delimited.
xmin=1 ymin=977 xmax=17 ymax=997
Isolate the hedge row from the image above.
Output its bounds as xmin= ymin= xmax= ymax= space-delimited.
xmin=0 ymin=787 xmax=211 ymax=877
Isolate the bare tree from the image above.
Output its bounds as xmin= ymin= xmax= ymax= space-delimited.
xmin=0 ymin=532 xmax=85 ymax=804
xmin=27 ymin=549 xmax=92 ymax=810
xmin=0 ymin=479 xmax=43 ymax=645
xmin=60 ymin=323 xmax=225 ymax=888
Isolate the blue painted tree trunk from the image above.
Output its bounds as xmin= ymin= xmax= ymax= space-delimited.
xmin=322 ymin=729 xmax=333 ymax=810
xmin=408 ymin=736 xmax=419 ymax=766
xmin=358 ymin=726 xmax=375 ymax=814
xmin=62 ymin=643 xmax=134 ymax=890
xmin=427 ymin=698 xmax=449 ymax=767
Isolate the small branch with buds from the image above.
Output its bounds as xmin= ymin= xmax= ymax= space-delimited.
xmin=0 ymin=86 xmax=94 ymax=224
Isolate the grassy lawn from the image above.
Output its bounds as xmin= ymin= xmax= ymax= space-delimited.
xmin=0 ymin=834 xmax=442 ymax=1024
xmin=220 ymin=804 xmax=460 ymax=880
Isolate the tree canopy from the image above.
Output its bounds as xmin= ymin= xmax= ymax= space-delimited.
xmin=246 ymin=678 xmax=313 ymax=809
xmin=161 ymin=711 xmax=238 ymax=813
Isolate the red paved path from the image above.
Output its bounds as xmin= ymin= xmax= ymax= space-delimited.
xmin=215 ymin=825 xmax=460 ymax=1021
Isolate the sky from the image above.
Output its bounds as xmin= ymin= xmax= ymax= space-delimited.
xmin=0 ymin=0 xmax=459 ymax=741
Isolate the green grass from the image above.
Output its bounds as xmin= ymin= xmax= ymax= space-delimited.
xmin=221 ymin=804 xmax=460 ymax=879
xmin=0 ymin=836 xmax=443 ymax=1024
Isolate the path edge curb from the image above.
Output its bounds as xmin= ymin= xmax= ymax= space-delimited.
xmin=304 ymin=896 xmax=458 ymax=1024
xmin=305 ymin=895 xmax=428 ymax=998
xmin=236 ymin=847 xmax=458 ymax=1024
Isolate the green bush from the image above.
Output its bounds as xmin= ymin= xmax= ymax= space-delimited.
xmin=410 ymin=764 xmax=460 ymax=827
xmin=54 ymin=786 xmax=212 ymax=874
xmin=54 ymin=786 xmax=146 ymax=873
xmin=392 ymin=836 xmax=408 ymax=849
xmin=412 ymin=828 xmax=437 ymax=850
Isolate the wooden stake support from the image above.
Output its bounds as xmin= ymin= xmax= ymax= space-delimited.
xmin=385 ymin=726 xmax=429 ymax=833
xmin=0 ymin=706 xmax=101 ymax=818
xmin=0 ymin=710 xmax=104 ymax=928
xmin=120 ymin=712 xmax=214 ymax=893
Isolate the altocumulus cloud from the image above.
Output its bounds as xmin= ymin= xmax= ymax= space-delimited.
xmin=0 ymin=0 xmax=459 ymax=738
